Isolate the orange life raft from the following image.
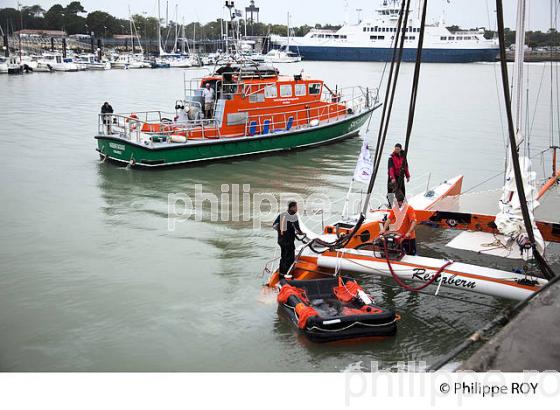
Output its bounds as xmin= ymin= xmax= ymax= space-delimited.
xmin=277 ymin=276 xmax=397 ymax=342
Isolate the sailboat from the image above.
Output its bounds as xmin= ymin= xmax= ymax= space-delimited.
xmin=263 ymin=13 xmax=302 ymax=63
xmin=263 ymin=0 xmax=557 ymax=310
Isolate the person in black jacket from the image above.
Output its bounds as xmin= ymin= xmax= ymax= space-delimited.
xmin=101 ymin=101 xmax=114 ymax=134
xmin=216 ymin=63 xmax=236 ymax=94
xmin=273 ymin=201 xmax=303 ymax=279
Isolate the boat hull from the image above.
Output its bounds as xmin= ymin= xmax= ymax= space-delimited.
xmin=95 ymin=107 xmax=376 ymax=168
xmin=295 ymin=46 xmax=499 ymax=63
xmin=316 ymin=251 xmax=546 ymax=301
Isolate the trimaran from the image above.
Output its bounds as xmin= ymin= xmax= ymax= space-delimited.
xmin=264 ymin=0 xmax=558 ymax=303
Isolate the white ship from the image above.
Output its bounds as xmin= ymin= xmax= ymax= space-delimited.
xmin=271 ymin=0 xmax=499 ymax=63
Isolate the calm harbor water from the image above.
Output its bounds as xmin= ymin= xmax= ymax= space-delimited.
xmin=0 ymin=61 xmax=558 ymax=371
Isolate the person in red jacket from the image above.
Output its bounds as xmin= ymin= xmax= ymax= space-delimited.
xmin=387 ymin=143 xmax=410 ymax=202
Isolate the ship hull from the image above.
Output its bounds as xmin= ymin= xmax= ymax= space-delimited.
xmin=95 ymin=106 xmax=377 ymax=168
xmin=294 ymin=46 xmax=499 ymax=63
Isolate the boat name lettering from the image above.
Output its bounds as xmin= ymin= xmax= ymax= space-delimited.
xmin=412 ymin=268 xmax=476 ymax=289
xmin=109 ymin=143 xmax=126 ymax=151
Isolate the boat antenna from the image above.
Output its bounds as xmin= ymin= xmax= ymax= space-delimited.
xmin=495 ymin=0 xmax=555 ymax=279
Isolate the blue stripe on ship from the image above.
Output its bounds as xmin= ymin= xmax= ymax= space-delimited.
xmin=295 ymin=46 xmax=499 ymax=63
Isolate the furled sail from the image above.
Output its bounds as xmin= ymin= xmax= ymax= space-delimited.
xmin=495 ymin=156 xmax=545 ymax=256
xmin=494 ymin=0 xmax=544 ymax=259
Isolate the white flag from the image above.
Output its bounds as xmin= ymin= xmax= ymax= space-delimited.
xmin=353 ymin=139 xmax=373 ymax=184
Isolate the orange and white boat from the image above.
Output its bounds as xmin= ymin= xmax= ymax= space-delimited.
xmin=95 ymin=63 xmax=380 ymax=168
xmin=265 ymin=174 xmax=555 ymax=301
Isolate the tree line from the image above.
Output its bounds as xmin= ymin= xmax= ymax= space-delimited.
xmin=1 ymin=2 xmax=559 ymax=48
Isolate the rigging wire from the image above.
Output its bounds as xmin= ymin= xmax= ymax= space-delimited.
xmin=485 ymin=0 xmax=508 ymax=149
xmin=551 ymin=0 xmax=555 ymax=149
xmin=495 ymin=0 xmax=556 ymax=280
xmin=294 ymin=0 xmax=411 ymax=253
xmin=397 ymin=0 xmax=428 ymax=186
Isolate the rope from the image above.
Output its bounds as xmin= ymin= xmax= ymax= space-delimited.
xmin=382 ymin=238 xmax=454 ymax=292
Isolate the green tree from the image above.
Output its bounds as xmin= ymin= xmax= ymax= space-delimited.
xmin=65 ymin=1 xmax=86 ymax=15
xmin=44 ymin=4 xmax=65 ymax=30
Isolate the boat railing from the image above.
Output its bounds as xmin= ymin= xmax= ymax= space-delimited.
xmin=97 ymin=111 xmax=222 ymax=142
xmin=242 ymin=87 xmax=378 ymax=136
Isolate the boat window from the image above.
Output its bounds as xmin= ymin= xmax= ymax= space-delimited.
xmin=308 ymin=83 xmax=322 ymax=95
xmin=279 ymin=84 xmax=293 ymax=97
xmin=378 ymin=35 xmax=385 ymax=40
xmin=457 ymin=36 xmax=463 ymax=40
xmin=295 ymin=83 xmax=306 ymax=96
xmin=249 ymin=94 xmax=265 ymax=103
xmin=265 ymin=84 xmax=277 ymax=98
xmin=340 ymin=35 xmax=347 ymax=39
xmin=464 ymin=36 xmax=471 ymax=40
xmin=441 ymin=36 xmax=447 ymax=40
xmin=448 ymin=36 xmax=455 ymax=40
xmin=363 ymin=27 xmax=367 ymax=32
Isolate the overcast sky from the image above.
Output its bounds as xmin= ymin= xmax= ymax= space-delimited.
xmin=0 ymin=0 xmax=555 ymax=31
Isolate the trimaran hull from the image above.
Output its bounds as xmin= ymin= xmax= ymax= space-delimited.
xmin=289 ymin=176 xmax=548 ymax=301
xmin=315 ymin=251 xmax=546 ymax=301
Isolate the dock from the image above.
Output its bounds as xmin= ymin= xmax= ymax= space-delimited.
xmin=460 ymin=276 xmax=560 ymax=371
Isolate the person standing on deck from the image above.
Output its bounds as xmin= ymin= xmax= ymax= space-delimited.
xmin=202 ymin=82 xmax=215 ymax=120
xmin=387 ymin=143 xmax=410 ymax=204
xmin=382 ymin=192 xmax=417 ymax=255
xmin=101 ymin=101 xmax=114 ymax=134
xmin=273 ymin=201 xmax=304 ymax=280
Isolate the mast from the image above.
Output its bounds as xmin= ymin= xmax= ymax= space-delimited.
xmin=286 ymin=12 xmax=290 ymax=52
xmin=495 ymin=0 xmax=555 ymax=279
xmin=181 ymin=18 xmax=186 ymax=54
xmin=157 ymin=0 xmax=163 ymax=56
xmin=173 ymin=3 xmax=178 ymax=53
xmin=128 ymin=6 xmax=134 ymax=54
xmin=511 ymin=0 xmax=526 ymax=144
xmin=17 ymin=1 xmax=22 ymax=63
